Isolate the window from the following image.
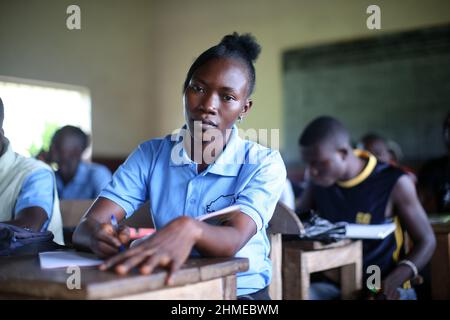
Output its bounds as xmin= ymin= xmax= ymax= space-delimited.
xmin=0 ymin=76 xmax=91 ymax=158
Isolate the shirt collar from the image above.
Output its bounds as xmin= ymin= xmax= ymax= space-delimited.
xmin=57 ymin=161 xmax=87 ymax=186
xmin=169 ymin=126 xmax=196 ymax=167
xmin=73 ymin=161 xmax=88 ymax=184
xmin=169 ymin=125 xmax=244 ymax=177
xmin=0 ymin=136 xmax=10 ymax=157
xmin=337 ymin=149 xmax=377 ymax=188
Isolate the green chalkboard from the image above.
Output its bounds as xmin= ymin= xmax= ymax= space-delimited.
xmin=283 ymin=24 xmax=450 ymax=165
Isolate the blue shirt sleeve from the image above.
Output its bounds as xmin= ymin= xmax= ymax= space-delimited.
xmin=235 ymin=150 xmax=287 ymax=231
xmin=91 ymin=165 xmax=112 ymax=196
xmin=14 ymin=168 xmax=55 ymax=224
xmin=99 ymin=143 xmax=151 ymax=217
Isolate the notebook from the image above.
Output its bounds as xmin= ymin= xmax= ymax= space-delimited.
xmin=39 ymin=251 xmax=103 ymax=269
xmin=196 ymin=205 xmax=241 ymax=223
xmin=345 ymin=223 xmax=396 ymax=239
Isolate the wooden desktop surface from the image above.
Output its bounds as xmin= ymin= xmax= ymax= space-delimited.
xmin=0 ymin=254 xmax=248 ymax=300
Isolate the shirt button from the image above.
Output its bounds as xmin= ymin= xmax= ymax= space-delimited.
xmin=190 ymin=198 xmax=196 ymax=204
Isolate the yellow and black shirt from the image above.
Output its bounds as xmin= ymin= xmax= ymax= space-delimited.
xmin=312 ymin=150 xmax=406 ymax=279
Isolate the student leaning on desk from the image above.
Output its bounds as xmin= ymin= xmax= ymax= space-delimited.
xmin=0 ymin=97 xmax=64 ymax=246
xmin=297 ymin=116 xmax=436 ymax=300
xmin=73 ymin=32 xmax=286 ymax=300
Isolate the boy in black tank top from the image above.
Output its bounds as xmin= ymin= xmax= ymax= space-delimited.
xmin=298 ymin=116 xmax=436 ymax=300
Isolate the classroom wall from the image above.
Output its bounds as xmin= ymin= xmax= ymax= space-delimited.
xmin=0 ymin=0 xmax=156 ymax=156
xmin=150 ymin=0 xmax=450 ymax=158
xmin=1 ymin=0 xmax=449 ymax=157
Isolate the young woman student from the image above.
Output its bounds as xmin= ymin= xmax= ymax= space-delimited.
xmin=73 ymin=32 xmax=286 ymax=300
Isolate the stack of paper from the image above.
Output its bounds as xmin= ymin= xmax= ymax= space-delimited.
xmin=345 ymin=223 xmax=396 ymax=239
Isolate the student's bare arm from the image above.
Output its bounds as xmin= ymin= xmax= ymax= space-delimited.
xmin=382 ymin=175 xmax=436 ymax=298
xmin=72 ymin=197 xmax=130 ymax=258
xmin=4 ymin=207 xmax=48 ymax=231
xmin=74 ymin=197 xmax=256 ymax=278
xmin=100 ymin=210 xmax=256 ymax=279
xmin=297 ymin=183 xmax=315 ymax=212
xmin=194 ymin=211 xmax=256 ymax=256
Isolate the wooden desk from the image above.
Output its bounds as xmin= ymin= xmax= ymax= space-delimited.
xmin=282 ymin=239 xmax=363 ymax=300
xmin=0 ymin=254 xmax=248 ymax=300
xmin=431 ymin=222 xmax=450 ymax=299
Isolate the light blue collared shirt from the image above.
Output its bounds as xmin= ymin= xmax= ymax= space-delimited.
xmin=56 ymin=162 xmax=112 ymax=200
xmin=15 ymin=168 xmax=54 ymax=231
xmin=100 ymin=126 xmax=286 ymax=295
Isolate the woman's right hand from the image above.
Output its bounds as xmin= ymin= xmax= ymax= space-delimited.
xmin=72 ymin=197 xmax=130 ymax=258
xmin=89 ymin=222 xmax=130 ymax=258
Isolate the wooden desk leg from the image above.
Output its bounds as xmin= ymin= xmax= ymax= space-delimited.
xmin=222 ymin=275 xmax=237 ymax=300
xmin=283 ymin=247 xmax=309 ymax=300
xmin=340 ymin=242 xmax=363 ymax=299
xmin=300 ymin=258 xmax=310 ymax=300
xmin=431 ymin=233 xmax=450 ymax=299
xmin=340 ymin=241 xmax=362 ymax=299
xmin=269 ymin=233 xmax=283 ymax=300
xmin=340 ymin=264 xmax=357 ymax=299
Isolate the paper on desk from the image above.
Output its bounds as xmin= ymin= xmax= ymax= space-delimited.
xmin=428 ymin=214 xmax=450 ymax=224
xmin=345 ymin=223 xmax=396 ymax=239
xmin=39 ymin=251 xmax=103 ymax=269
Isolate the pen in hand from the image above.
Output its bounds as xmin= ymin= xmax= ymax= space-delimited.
xmin=110 ymin=215 xmax=126 ymax=252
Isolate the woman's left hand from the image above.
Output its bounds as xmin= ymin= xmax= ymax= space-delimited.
xmin=99 ymin=216 xmax=202 ymax=284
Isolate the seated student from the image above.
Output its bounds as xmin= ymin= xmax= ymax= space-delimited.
xmin=298 ymin=116 xmax=435 ymax=300
xmin=360 ymin=133 xmax=417 ymax=183
xmin=360 ymin=133 xmax=392 ymax=163
xmin=73 ymin=33 xmax=286 ymax=300
xmin=0 ymin=97 xmax=63 ymax=244
xmin=49 ymin=125 xmax=112 ymax=199
xmin=418 ymin=113 xmax=450 ymax=213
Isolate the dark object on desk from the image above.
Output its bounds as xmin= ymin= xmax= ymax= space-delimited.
xmin=0 ymin=223 xmax=61 ymax=256
xmin=295 ymin=210 xmax=347 ymax=243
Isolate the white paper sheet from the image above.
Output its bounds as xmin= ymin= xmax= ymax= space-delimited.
xmin=345 ymin=223 xmax=396 ymax=239
xmin=39 ymin=251 xmax=103 ymax=269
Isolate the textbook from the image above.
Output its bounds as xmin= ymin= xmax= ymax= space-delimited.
xmin=195 ymin=205 xmax=241 ymax=224
xmin=345 ymin=222 xmax=396 ymax=239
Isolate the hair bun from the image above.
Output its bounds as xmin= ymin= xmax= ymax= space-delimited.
xmin=220 ymin=32 xmax=261 ymax=62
